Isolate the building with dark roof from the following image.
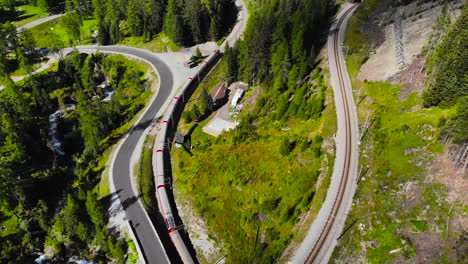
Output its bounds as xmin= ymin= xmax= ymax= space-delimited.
xmin=210 ymin=82 xmax=228 ymax=107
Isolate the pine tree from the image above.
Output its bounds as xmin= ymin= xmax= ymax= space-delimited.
xmin=86 ymin=191 xmax=104 ymax=228
xmin=200 ymin=87 xmax=213 ymax=114
xmin=126 ymin=0 xmax=141 ymax=36
xmin=225 ymin=43 xmax=239 ymax=84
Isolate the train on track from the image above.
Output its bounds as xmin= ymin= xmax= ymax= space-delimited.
xmin=154 ymin=49 xmax=221 ymax=264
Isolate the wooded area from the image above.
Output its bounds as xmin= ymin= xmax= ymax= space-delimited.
xmin=424 ymin=5 xmax=467 ymax=143
xmin=1 ymin=0 xmax=237 ymax=46
xmin=1 ymin=20 xmax=150 ymax=262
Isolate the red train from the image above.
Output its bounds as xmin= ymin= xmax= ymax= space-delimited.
xmin=154 ymin=50 xmax=221 ymax=263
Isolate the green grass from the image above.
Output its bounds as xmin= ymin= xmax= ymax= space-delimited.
xmin=0 ymin=215 xmax=20 ymax=238
xmin=136 ymin=135 xmax=156 ymax=210
xmin=127 ymin=238 xmax=139 ymax=264
xmin=119 ymin=33 xmax=180 ymax=53
xmin=344 ymin=0 xmax=378 ymax=52
xmin=30 ymin=17 xmax=97 ymax=47
xmin=411 ymin=220 xmax=428 ymax=232
xmin=173 ymin=131 xmax=323 ymax=262
xmin=331 ymin=79 xmax=452 ymax=262
xmin=14 ymin=5 xmax=47 ymax=27
xmin=96 ymin=147 xmax=113 ymax=198
xmin=330 ymin=2 xmax=461 ymax=261
xmin=13 ymin=61 xmax=59 ymax=86
xmin=171 ymin=60 xmax=336 ymax=261
xmin=106 ymin=54 xmax=151 ymax=79
xmin=10 ymin=63 xmax=40 ymax=77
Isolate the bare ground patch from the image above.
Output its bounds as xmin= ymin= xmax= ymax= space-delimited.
xmin=428 ymin=145 xmax=468 ymax=207
xmin=389 ymin=55 xmax=427 ymax=101
xmin=358 ymin=0 xmax=464 ymax=82
xmin=173 ymin=191 xmax=224 ymax=263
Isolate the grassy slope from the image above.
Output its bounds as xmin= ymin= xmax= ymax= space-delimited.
xmin=30 ymin=17 xmax=97 ymax=47
xmin=135 ymin=134 xmax=156 ymax=210
xmin=171 ymin=57 xmax=337 ymax=261
xmin=119 ymin=33 xmax=181 ymax=53
xmin=13 ymin=5 xmax=47 ymax=27
xmin=330 ymin=1 xmax=464 ymax=263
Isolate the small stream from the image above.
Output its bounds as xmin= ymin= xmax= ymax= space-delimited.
xmin=49 ymin=109 xmax=65 ymax=156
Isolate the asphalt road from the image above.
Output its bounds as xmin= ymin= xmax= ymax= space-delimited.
xmin=220 ymin=0 xmax=248 ymax=52
xmin=94 ymin=46 xmax=174 ymax=263
xmin=18 ymin=13 xmax=64 ymax=31
xmin=289 ymin=3 xmax=359 ymax=264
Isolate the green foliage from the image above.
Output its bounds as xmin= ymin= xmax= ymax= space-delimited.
xmin=61 ymin=13 xmax=83 ymax=44
xmin=174 ymin=122 xmax=324 ymax=261
xmin=331 ymin=2 xmax=467 ymax=262
xmin=410 ymin=220 xmax=428 ymax=232
xmin=137 ymin=135 xmax=156 ymax=210
xmin=442 ymin=96 xmax=468 ymax=143
xmin=194 ymin=46 xmax=202 ymax=59
xmin=423 ymin=7 xmax=468 ymax=107
xmin=279 ymin=139 xmax=294 ymax=156
xmin=29 ymin=17 xmax=97 ymax=48
xmin=123 ymin=0 xmax=141 ymax=37
xmin=86 ymin=0 xmax=237 ymax=46
xmin=173 ymin=1 xmax=336 ymax=259
xmin=0 ymin=51 xmax=150 ymax=262
xmin=225 ymin=43 xmax=239 ymax=84
xmin=86 ymin=191 xmax=105 ymax=228
xmin=200 ymin=87 xmax=213 ymax=114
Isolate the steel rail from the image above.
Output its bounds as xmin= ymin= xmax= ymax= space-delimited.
xmin=305 ymin=4 xmax=358 ymax=263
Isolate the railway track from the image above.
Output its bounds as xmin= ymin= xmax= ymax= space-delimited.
xmin=305 ymin=4 xmax=359 ymax=263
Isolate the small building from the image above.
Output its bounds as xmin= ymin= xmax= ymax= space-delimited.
xmin=229 ymin=82 xmax=249 ymax=108
xmin=174 ymin=133 xmax=185 ymax=148
xmin=211 ymin=82 xmax=228 ymax=107
xmin=231 ymin=88 xmax=245 ymax=108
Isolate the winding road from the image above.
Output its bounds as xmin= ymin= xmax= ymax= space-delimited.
xmin=290 ymin=3 xmax=359 ymax=264
xmin=72 ymin=1 xmax=248 ymax=262
xmin=68 ymin=46 xmax=176 ymax=263
xmin=101 ymin=47 xmax=174 ymax=264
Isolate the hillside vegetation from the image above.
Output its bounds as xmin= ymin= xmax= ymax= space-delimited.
xmin=2 ymin=0 xmax=237 ymax=47
xmin=424 ymin=6 xmax=468 ymax=144
xmin=0 ymin=23 xmax=152 ymax=261
xmin=331 ymin=1 xmax=467 ymax=263
xmin=171 ymin=0 xmax=338 ymax=262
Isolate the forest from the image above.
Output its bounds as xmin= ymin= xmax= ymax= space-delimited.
xmin=172 ymin=0 xmax=338 ymax=262
xmin=1 ymin=21 xmax=151 ymax=262
xmin=423 ymin=5 xmax=467 ymax=143
xmin=1 ymin=0 xmax=238 ymax=46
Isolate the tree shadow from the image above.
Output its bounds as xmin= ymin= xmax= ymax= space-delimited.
xmin=130 ymin=118 xmax=153 ymax=134
xmin=121 ymin=194 xmax=143 ymax=210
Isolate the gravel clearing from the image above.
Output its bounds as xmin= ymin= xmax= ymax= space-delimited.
xmin=358 ymin=0 xmax=464 ymax=82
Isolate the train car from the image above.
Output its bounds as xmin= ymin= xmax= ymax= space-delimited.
xmin=181 ymin=80 xmax=193 ymax=96
xmin=170 ymin=229 xmax=195 ymax=264
xmin=156 ymin=186 xmax=175 ymax=229
xmin=154 ymin=50 xmax=222 ymax=264
xmin=155 ymin=151 xmax=165 ymax=185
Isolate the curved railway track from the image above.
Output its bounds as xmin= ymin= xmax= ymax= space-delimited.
xmin=305 ymin=4 xmax=359 ymax=263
